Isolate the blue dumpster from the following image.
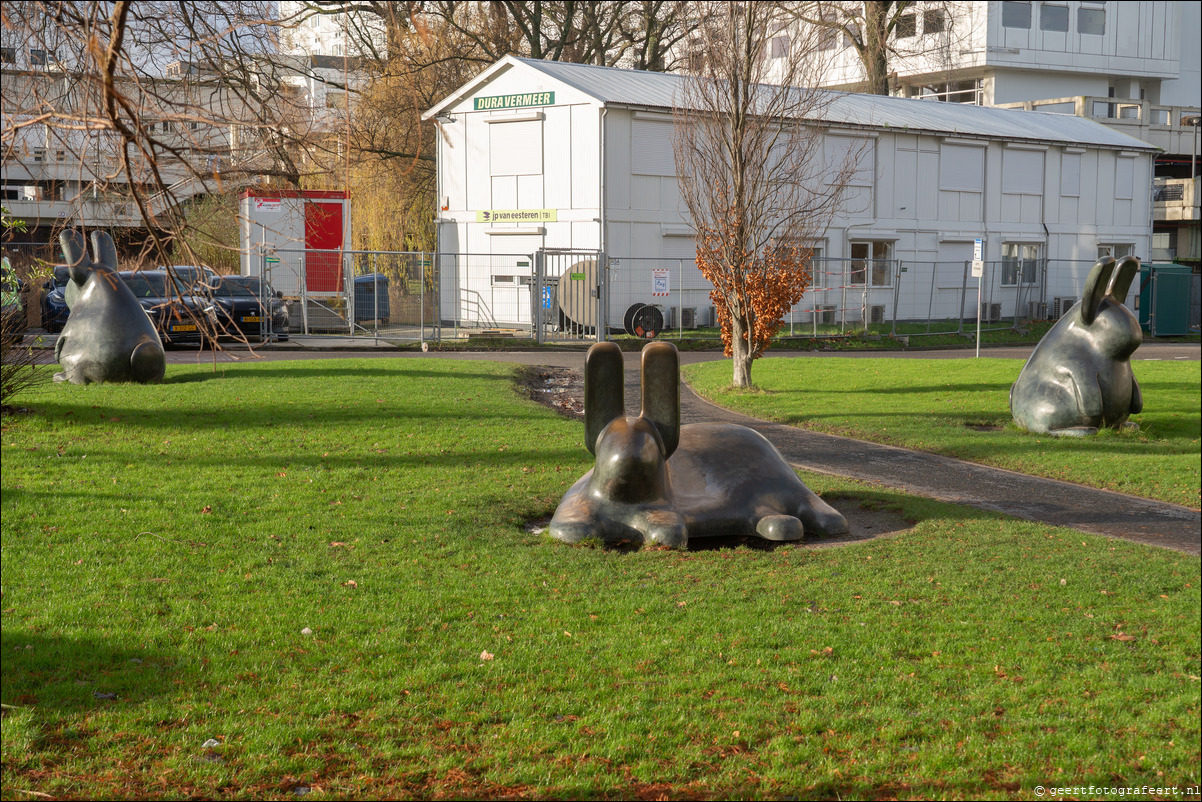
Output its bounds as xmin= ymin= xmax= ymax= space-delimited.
xmin=353 ymin=273 xmax=390 ymax=324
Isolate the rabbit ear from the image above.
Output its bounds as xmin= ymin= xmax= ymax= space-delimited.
xmin=1108 ymin=255 xmax=1140 ymax=304
xmin=90 ymin=231 xmax=118 ymax=271
xmin=59 ymin=230 xmax=90 ymax=286
xmin=1080 ymin=256 xmax=1115 ymax=325
xmin=584 ymin=342 xmax=625 ymax=455
xmin=640 ymin=341 xmax=680 ymax=458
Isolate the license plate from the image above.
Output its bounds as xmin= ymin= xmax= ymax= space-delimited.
xmin=171 ymin=324 xmax=197 ymax=332
xmin=241 ymin=315 xmax=263 ymax=323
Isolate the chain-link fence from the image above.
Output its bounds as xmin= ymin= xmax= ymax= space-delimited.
xmin=17 ymin=243 xmax=1138 ymax=344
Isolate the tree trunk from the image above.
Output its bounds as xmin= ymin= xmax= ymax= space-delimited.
xmin=729 ymin=315 xmax=754 ymax=387
xmin=863 ymin=1 xmax=892 ymax=95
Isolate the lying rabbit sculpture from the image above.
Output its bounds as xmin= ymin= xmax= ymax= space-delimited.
xmin=1010 ymin=255 xmax=1142 ymax=436
xmin=548 ymin=341 xmax=848 ymax=548
xmin=53 ymin=230 xmax=166 ymax=385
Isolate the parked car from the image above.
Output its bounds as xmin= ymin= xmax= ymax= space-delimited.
xmin=40 ymin=265 xmax=71 ymax=332
xmin=117 ymin=269 xmax=213 ymax=347
xmin=201 ymin=275 xmax=290 ymax=341
xmin=159 ymin=264 xmax=219 ymax=289
xmin=1 ymin=256 xmax=27 ymax=343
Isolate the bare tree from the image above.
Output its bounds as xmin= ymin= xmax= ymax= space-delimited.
xmin=1 ymin=2 xmax=337 ymax=264
xmin=673 ymin=0 xmax=862 ymax=388
xmin=791 ymin=1 xmax=968 ymax=97
xmin=1 ymin=1 xmax=354 ymax=351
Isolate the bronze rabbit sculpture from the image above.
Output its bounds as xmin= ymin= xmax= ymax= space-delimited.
xmin=1010 ymin=255 xmax=1143 ymax=436
xmin=53 ymin=230 xmax=166 ymax=385
xmin=548 ymin=341 xmax=848 ymax=548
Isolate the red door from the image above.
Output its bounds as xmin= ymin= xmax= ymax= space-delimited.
xmin=304 ymin=202 xmax=344 ymax=292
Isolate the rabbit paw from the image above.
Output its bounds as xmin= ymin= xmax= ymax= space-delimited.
xmin=637 ymin=509 xmax=688 ymax=549
xmin=1048 ymin=426 xmax=1099 ymax=437
xmin=756 ymin=514 xmax=804 ymax=542
xmin=547 ymin=509 xmax=603 ymax=545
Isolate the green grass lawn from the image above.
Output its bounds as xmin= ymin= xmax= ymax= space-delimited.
xmin=2 ymin=359 xmax=1199 ymax=800
xmin=684 ymin=357 xmax=1202 ymax=509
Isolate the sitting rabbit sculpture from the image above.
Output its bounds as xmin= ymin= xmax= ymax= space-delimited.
xmin=53 ymin=230 xmax=166 ymax=385
xmin=548 ymin=341 xmax=848 ymax=548
xmin=1010 ymin=255 xmax=1143 ymax=436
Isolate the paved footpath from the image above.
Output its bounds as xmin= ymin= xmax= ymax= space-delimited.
xmin=140 ymin=339 xmax=1202 ymax=555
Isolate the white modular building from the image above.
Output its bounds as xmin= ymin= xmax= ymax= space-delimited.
xmin=423 ymin=55 xmax=1156 ymax=332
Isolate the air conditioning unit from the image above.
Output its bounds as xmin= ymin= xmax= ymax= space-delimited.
xmin=979 ymin=302 xmax=1001 ymax=322
xmin=869 ymin=304 xmax=886 ymax=324
xmin=819 ymin=305 xmax=837 ymax=325
xmin=668 ymin=306 xmax=698 ymax=329
xmin=1052 ymin=296 xmax=1076 ymax=318
xmin=1028 ymin=301 xmax=1048 ymax=320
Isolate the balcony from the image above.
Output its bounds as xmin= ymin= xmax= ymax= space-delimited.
xmin=2 ymin=197 xmax=149 ymax=228
xmin=1153 ymin=177 xmax=1200 ymax=222
xmin=996 ymin=97 xmax=1201 ymax=155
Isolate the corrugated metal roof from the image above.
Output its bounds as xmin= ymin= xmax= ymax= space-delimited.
xmin=510 ymin=56 xmax=1156 ymax=152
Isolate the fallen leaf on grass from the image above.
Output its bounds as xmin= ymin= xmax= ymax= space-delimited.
xmin=343 ymin=580 xmax=358 ymax=589
xmin=1109 ymin=633 xmax=1136 ymax=642
xmin=201 ymin=506 xmax=212 ymax=514
xmin=480 ymin=650 xmax=494 ymax=661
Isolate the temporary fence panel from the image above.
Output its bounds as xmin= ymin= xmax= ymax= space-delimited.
xmin=264 ymin=249 xmax=438 ymax=341
xmin=607 ymin=256 xmax=714 ymax=340
xmin=268 ymin=249 xmax=351 ymax=335
xmin=345 ymin=252 xmax=439 ymax=342
xmin=437 ymin=252 xmax=536 ymax=336
xmin=535 ymin=249 xmax=606 ymax=343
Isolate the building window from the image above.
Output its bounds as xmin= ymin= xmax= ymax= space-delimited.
xmin=817 ymin=13 xmax=840 ymax=50
xmin=1039 ymin=5 xmax=1069 ymax=32
xmin=29 ymin=48 xmax=47 ymax=66
xmin=923 ymin=9 xmax=946 ymax=35
xmin=1001 ymin=2 xmax=1031 ymax=29
xmin=849 ymin=241 xmax=892 ymax=287
xmin=770 ymin=34 xmax=790 ymax=58
xmin=895 ymin=12 xmax=917 ymax=39
xmin=1078 ymin=7 xmax=1105 ymax=35
xmin=1002 ymin=244 xmax=1040 ymax=285
xmin=1 ymin=47 xmax=16 ymax=64
xmin=1098 ymin=244 xmax=1133 ymax=259
xmin=916 ymin=79 xmax=982 ymax=104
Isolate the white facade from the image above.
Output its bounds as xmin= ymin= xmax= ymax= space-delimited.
xmin=773 ymin=1 xmax=1199 ymax=108
xmin=278 ymin=1 xmax=386 ymax=59
xmin=426 ymin=56 xmax=1155 ymax=330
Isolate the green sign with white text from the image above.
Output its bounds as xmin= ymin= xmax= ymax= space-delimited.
xmin=474 ymin=92 xmax=555 ymax=111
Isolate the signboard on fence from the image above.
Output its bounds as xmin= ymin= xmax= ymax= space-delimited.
xmin=652 ymin=268 xmax=669 ymax=297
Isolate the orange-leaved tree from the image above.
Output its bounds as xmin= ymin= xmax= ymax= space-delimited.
xmin=698 ymin=232 xmax=814 ymax=365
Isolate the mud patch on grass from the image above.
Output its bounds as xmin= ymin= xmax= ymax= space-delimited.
xmin=515 ymin=366 xmax=584 ymax=419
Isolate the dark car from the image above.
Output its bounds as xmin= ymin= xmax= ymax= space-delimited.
xmin=40 ymin=265 xmax=71 ymax=332
xmin=159 ymin=265 xmax=219 ymax=289
xmin=117 ymin=269 xmax=214 ymax=347
xmin=202 ymin=275 xmax=290 ymax=342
